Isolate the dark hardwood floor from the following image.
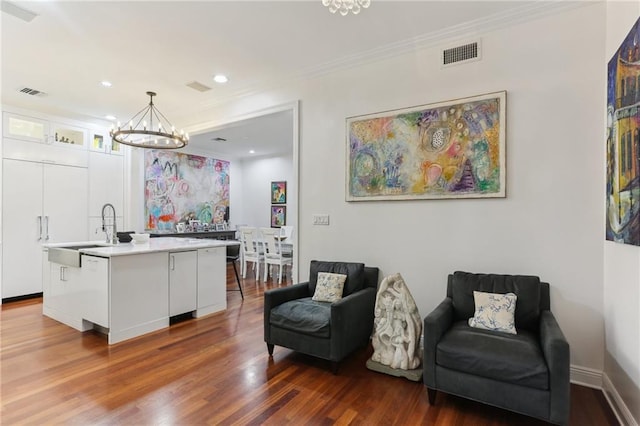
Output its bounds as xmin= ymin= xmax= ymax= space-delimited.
xmin=1 ymin=264 xmax=618 ymax=425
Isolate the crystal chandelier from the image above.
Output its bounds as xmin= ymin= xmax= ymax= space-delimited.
xmin=322 ymin=0 xmax=371 ymax=16
xmin=110 ymin=91 xmax=189 ymax=149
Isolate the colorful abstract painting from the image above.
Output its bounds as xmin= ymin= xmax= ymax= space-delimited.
xmin=271 ymin=181 xmax=287 ymax=204
xmin=271 ymin=205 xmax=286 ymax=227
xmin=346 ymin=91 xmax=506 ymax=201
xmin=144 ymin=150 xmax=230 ymax=231
xmin=606 ymin=17 xmax=640 ymax=246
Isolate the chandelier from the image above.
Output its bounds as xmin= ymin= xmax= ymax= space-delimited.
xmin=110 ymin=91 xmax=189 ymax=149
xmin=322 ymin=0 xmax=370 ymax=16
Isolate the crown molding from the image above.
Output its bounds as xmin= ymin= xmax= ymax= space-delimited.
xmin=198 ymin=1 xmax=594 ymax=112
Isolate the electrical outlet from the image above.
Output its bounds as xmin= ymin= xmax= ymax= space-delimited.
xmin=312 ymin=214 xmax=330 ymax=225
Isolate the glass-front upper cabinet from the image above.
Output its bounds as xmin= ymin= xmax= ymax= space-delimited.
xmin=90 ymin=129 xmax=123 ymax=156
xmin=109 ymin=138 xmax=123 ymax=155
xmin=51 ymin=122 xmax=87 ymax=149
xmin=3 ymin=112 xmax=49 ymax=143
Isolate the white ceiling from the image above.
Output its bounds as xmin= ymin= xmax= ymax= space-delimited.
xmin=1 ymin=0 xmax=577 ymax=157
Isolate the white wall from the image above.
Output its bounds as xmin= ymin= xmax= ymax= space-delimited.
xmin=604 ymin=2 xmax=640 ymax=424
xmin=179 ymin=4 xmax=608 ymax=374
xmin=238 ymin=154 xmax=294 ymax=229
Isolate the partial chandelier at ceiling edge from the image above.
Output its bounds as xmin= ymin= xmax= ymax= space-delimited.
xmin=110 ymin=91 xmax=189 ymax=150
xmin=322 ymin=0 xmax=370 ymax=16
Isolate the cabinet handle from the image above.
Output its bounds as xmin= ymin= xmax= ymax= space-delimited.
xmin=37 ymin=216 xmax=42 ymax=241
xmin=170 ymin=255 xmax=175 ymax=271
xmin=44 ymin=216 xmax=50 ymax=241
xmin=60 ymin=266 xmax=66 ymax=281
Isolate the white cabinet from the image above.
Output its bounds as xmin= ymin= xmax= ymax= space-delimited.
xmin=89 ymin=128 xmax=123 ymax=156
xmin=2 ymin=159 xmax=88 ymax=298
xmin=88 ymin=151 xmax=124 ymax=236
xmin=169 ymin=251 xmax=197 ymax=316
xmin=110 ymin=252 xmax=169 ymax=344
xmin=51 ymin=122 xmax=87 ymax=150
xmin=3 ymin=112 xmax=89 ymax=149
xmin=196 ymin=246 xmax=226 ymax=316
xmin=81 ymin=255 xmax=109 ymax=328
xmin=45 ymin=261 xmax=86 ymax=330
xmin=3 ymin=112 xmax=49 ymax=143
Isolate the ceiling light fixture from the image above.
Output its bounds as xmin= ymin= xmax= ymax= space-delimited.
xmin=322 ymin=0 xmax=370 ymax=16
xmin=213 ymin=74 xmax=228 ymax=84
xmin=105 ymin=115 xmax=116 ymax=121
xmin=100 ymin=80 xmax=112 ymax=88
xmin=110 ymin=91 xmax=188 ymax=150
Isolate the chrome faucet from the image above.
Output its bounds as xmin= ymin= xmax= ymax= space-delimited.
xmin=101 ymin=203 xmax=118 ymax=244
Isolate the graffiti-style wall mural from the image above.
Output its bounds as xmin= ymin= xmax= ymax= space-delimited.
xmin=144 ymin=150 xmax=230 ymax=231
xmin=346 ymin=91 xmax=506 ymax=201
xmin=606 ymin=17 xmax=640 ymax=246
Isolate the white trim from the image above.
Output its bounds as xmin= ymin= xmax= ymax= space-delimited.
xmin=184 ymin=101 xmax=300 ymax=285
xmin=570 ymin=364 xmax=603 ymax=389
xmin=603 ymin=373 xmax=638 ymax=426
xmin=197 ymin=2 xmax=591 ymax=111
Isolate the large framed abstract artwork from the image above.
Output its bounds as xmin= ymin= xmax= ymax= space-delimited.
xmin=144 ymin=150 xmax=230 ymax=231
xmin=346 ymin=91 xmax=506 ymax=201
xmin=606 ymin=17 xmax=640 ymax=246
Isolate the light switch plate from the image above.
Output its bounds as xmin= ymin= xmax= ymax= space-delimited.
xmin=312 ymin=214 xmax=330 ymax=225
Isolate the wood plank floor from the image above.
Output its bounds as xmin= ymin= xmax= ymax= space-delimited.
xmin=1 ymin=264 xmax=619 ymax=425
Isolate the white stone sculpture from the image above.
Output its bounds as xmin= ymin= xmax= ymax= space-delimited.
xmin=370 ymin=273 xmax=422 ymax=372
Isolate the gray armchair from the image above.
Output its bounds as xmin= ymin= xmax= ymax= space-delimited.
xmin=424 ymin=271 xmax=570 ymax=425
xmin=264 ymin=260 xmax=379 ymax=373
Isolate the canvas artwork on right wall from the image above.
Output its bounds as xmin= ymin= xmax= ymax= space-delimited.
xmin=606 ymin=16 xmax=640 ymax=246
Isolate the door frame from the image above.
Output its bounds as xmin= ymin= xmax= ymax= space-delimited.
xmin=185 ymin=101 xmax=300 ymax=284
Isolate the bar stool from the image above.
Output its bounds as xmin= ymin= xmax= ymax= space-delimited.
xmin=226 ymin=243 xmax=244 ymax=299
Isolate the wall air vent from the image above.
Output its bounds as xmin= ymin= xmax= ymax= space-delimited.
xmin=186 ymin=81 xmax=212 ymax=92
xmin=19 ymin=87 xmax=46 ymax=97
xmin=442 ymin=40 xmax=481 ymax=67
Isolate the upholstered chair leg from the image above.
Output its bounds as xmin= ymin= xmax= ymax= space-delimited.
xmin=427 ymin=388 xmax=437 ymax=405
xmin=331 ymin=361 xmax=339 ymax=375
xmin=267 ymin=343 xmax=274 ymax=356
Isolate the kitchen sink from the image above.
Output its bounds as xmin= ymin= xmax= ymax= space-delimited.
xmin=48 ymin=244 xmax=109 ymax=267
xmin=57 ymin=244 xmax=106 ymax=251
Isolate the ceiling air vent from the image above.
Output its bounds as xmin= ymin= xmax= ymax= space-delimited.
xmin=442 ymin=40 xmax=481 ymax=68
xmin=186 ymin=81 xmax=212 ymax=92
xmin=19 ymin=87 xmax=46 ymax=97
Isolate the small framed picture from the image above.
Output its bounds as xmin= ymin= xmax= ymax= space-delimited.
xmin=271 ymin=205 xmax=286 ymax=227
xmin=271 ymin=181 xmax=287 ymax=204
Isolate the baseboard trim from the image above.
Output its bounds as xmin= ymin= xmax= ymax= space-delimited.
xmin=603 ymin=373 xmax=638 ymax=426
xmin=570 ymin=364 xmax=603 ymax=389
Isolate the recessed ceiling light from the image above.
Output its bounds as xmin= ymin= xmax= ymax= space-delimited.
xmin=105 ymin=115 xmax=116 ymax=120
xmin=100 ymin=81 xmax=112 ymax=88
xmin=213 ymin=74 xmax=228 ymax=84
xmin=249 ymin=150 xmax=255 ymax=154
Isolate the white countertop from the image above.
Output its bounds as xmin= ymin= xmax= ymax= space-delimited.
xmin=47 ymin=237 xmax=238 ymax=258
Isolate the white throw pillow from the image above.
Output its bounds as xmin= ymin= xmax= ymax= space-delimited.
xmin=468 ymin=291 xmax=517 ymax=334
xmin=312 ymin=272 xmax=347 ymax=303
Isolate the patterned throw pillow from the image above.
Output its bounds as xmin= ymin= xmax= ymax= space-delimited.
xmin=312 ymin=272 xmax=347 ymax=303
xmin=468 ymin=291 xmax=518 ymax=334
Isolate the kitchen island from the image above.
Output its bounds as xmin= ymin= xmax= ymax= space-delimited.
xmin=44 ymin=237 xmax=238 ymax=344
